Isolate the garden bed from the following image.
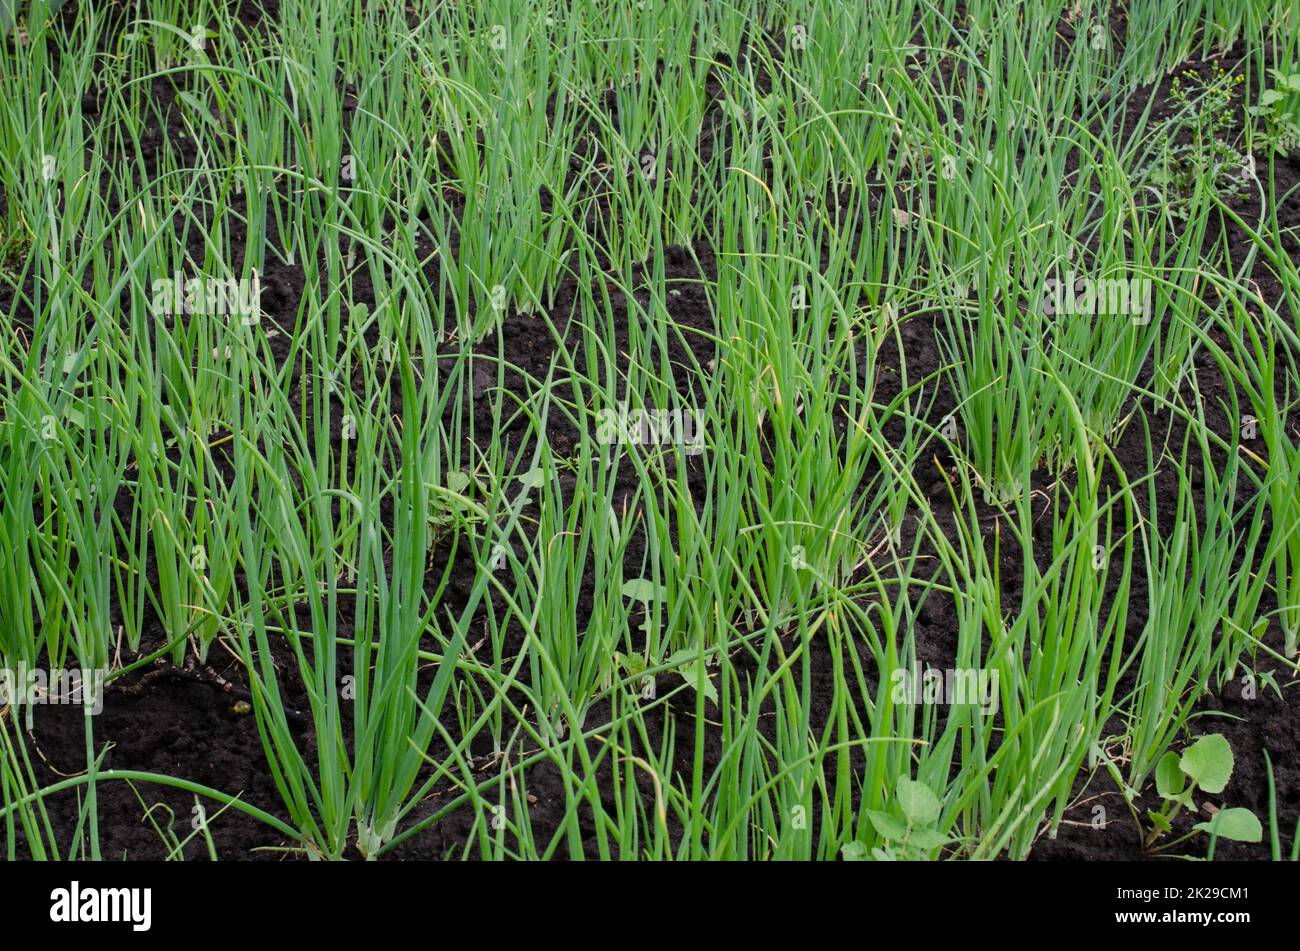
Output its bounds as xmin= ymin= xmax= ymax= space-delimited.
xmin=2 ymin=0 xmax=1298 ymax=862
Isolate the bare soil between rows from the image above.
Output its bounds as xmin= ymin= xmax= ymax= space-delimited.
xmin=3 ymin=2 xmax=1298 ymax=860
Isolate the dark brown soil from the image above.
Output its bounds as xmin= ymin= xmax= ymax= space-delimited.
xmin=2 ymin=3 xmax=1298 ymax=861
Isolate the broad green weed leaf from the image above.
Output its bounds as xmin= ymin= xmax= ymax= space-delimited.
xmin=621 ymin=578 xmax=664 ymax=603
xmin=896 ymin=776 xmax=942 ymax=825
xmin=841 ymin=841 xmax=869 ymax=861
xmin=1155 ymin=752 xmax=1185 ymax=799
xmin=1194 ymin=808 xmax=1261 ymax=843
xmin=867 ymin=810 xmax=909 ymax=841
xmin=1180 ymin=734 xmax=1233 ymax=794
